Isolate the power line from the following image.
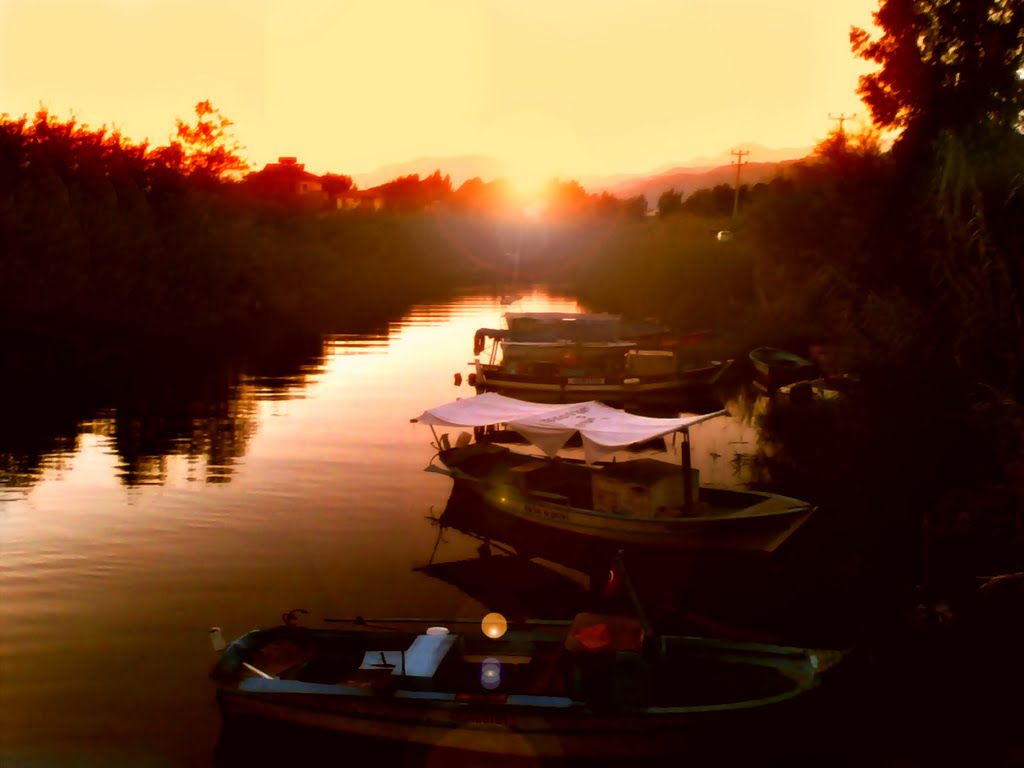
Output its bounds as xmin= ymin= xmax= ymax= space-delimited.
xmin=828 ymin=113 xmax=856 ymax=137
xmin=731 ymin=149 xmax=749 ymax=219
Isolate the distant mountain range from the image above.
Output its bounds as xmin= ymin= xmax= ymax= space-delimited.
xmin=592 ymin=158 xmax=804 ymax=204
xmin=351 ymin=142 xmax=812 ymax=202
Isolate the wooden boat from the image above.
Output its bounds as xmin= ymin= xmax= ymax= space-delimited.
xmin=413 ymin=393 xmax=814 ymax=554
xmin=472 ymin=313 xmax=730 ymax=404
xmin=777 ymin=374 xmax=859 ymax=405
xmin=210 ymin=610 xmax=846 ymax=761
xmin=749 ymin=347 xmax=818 ymax=392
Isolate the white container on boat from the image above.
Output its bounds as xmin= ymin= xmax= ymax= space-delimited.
xmin=209 ymin=627 xmax=226 ymax=652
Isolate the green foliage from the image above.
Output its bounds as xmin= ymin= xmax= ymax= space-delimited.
xmin=0 ymin=111 xmax=479 ymax=355
xmin=737 ymin=123 xmax=1024 ymax=591
xmin=681 ymin=183 xmax=742 ymax=217
xmin=558 ymin=215 xmax=756 ymax=339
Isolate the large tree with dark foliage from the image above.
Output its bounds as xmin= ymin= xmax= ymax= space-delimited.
xmin=850 ymin=0 xmax=1024 ymax=155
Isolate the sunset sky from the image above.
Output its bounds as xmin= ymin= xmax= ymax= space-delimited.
xmin=1 ymin=0 xmax=878 ymax=189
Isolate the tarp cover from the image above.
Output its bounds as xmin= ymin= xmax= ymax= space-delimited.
xmin=414 ymin=392 xmax=725 ymax=462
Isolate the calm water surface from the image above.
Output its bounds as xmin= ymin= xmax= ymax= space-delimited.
xmin=0 ymin=291 xmax=763 ymax=767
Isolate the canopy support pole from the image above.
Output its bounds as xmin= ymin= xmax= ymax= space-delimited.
xmin=615 ymin=551 xmax=653 ymax=639
xmin=681 ymin=428 xmax=693 ymax=513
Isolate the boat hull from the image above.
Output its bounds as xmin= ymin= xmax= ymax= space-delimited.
xmin=437 ymin=447 xmax=813 ymax=554
xmin=216 ymin=685 xmax=809 ymax=760
xmin=474 ymin=361 xmax=728 ymax=405
xmin=212 ymin=623 xmax=843 ymax=762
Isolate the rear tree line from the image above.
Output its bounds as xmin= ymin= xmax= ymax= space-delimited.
xmin=568 ymin=0 xmax=1024 ymax=617
xmin=757 ymin=0 xmax=1024 ymax=606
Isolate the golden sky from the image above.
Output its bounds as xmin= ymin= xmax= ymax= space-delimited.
xmin=0 ymin=0 xmax=878 ymax=188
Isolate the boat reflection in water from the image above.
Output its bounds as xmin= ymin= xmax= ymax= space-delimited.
xmin=424 ymin=483 xmax=819 ymax=646
xmin=211 ymin=480 xmax=849 ymax=767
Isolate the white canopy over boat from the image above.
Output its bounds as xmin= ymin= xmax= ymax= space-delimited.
xmin=414 ymin=392 xmax=725 ymax=462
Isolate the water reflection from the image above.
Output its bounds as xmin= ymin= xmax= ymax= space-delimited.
xmin=0 ymin=325 xmax=410 ymax=491
xmin=0 ymin=299 xmax=557 ymax=496
xmin=104 ymin=381 xmax=259 ymax=485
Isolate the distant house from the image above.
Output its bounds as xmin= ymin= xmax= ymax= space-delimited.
xmin=244 ymin=157 xmax=324 ymax=202
xmin=335 ymin=188 xmax=386 ymax=212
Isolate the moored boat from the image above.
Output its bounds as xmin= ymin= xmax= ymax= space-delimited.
xmin=749 ymin=347 xmax=818 ymax=392
xmin=777 ymin=374 xmax=859 ymax=405
xmin=210 ymin=610 xmax=846 ymax=760
xmin=472 ymin=313 xmax=729 ymax=404
xmin=413 ymin=393 xmax=815 ymax=554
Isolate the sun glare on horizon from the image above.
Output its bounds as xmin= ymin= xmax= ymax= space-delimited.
xmin=0 ymin=0 xmax=879 ymax=184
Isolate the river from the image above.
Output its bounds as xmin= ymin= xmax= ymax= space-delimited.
xmin=0 ymin=290 xmax=779 ymax=767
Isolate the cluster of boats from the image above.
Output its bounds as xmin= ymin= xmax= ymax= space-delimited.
xmin=469 ymin=312 xmax=732 ymax=405
xmin=208 ymin=312 xmax=851 ymax=761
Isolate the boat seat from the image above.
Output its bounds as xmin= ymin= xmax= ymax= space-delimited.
xmin=400 ymin=633 xmax=457 ymax=680
xmin=355 ymin=633 xmax=457 ymax=690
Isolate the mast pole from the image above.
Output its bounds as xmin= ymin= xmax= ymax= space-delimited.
xmin=681 ymin=429 xmax=692 ymax=513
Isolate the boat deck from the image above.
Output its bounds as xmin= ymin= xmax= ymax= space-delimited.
xmin=228 ymin=624 xmax=803 ymax=709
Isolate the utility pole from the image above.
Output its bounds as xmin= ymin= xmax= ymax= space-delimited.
xmin=731 ymin=149 xmax=749 ymax=219
xmin=828 ymin=113 xmax=856 ymax=138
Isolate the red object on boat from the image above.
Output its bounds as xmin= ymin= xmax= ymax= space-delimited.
xmin=454 ymin=373 xmax=462 ymax=385
xmin=572 ymin=623 xmax=613 ymax=651
xmin=564 ymin=613 xmax=644 ymax=653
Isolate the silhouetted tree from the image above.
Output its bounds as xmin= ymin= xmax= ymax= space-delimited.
xmin=657 ymin=188 xmax=682 ymax=216
xmin=623 ymin=194 xmax=648 ymax=219
xmin=320 ymin=173 xmax=355 ymax=196
xmin=169 ymin=100 xmax=248 ymax=182
xmin=451 ymin=177 xmax=517 ymax=214
xmin=681 ymin=184 xmax=739 ymax=217
xmin=851 ymin=0 xmax=1024 ymax=156
xmin=377 ymin=170 xmax=452 ymax=211
xmin=544 ymin=178 xmax=591 ymax=217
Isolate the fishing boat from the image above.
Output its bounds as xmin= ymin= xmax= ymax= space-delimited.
xmin=209 ymin=607 xmax=846 ymax=761
xmin=748 ymin=347 xmax=818 ymax=392
xmin=471 ymin=313 xmax=730 ymax=404
xmin=412 ymin=393 xmax=814 ymax=554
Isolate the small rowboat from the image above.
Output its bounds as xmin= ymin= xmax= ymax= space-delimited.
xmin=210 ymin=610 xmax=846 ymax=761
xmin=748 ymin=347 xmax=818 ymax=392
